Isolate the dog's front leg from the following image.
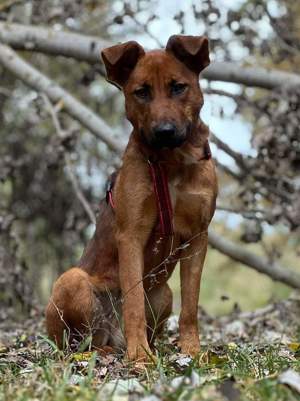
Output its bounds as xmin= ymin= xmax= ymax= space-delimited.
xmin=179 ymin=232 xmax=208 ymax=356
xmin=117 ymin=231 xmax=151 ymax=361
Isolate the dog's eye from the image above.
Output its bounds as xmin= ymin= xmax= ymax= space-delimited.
xmin=170 ymin=82 xmax=188 ymax=96
xmin=134 ymin=86 xmax=150 ymax=100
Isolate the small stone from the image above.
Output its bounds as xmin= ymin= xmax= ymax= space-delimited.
xmin=225 ymin=320 xmax=245 ymax=337
xmin=167 ymin=315 xmax=179 ymax=332
xmin=68 ymin=374 xmax=84 ymax=385
xmin=170 ymin=376 xmax=184 ymax=389
xmin=279 ymin=369 xmax=300 ymax=393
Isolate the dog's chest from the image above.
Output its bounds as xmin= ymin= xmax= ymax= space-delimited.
xmin=168 ymin=176 xmax=210 ymax=236
xmin=168 ymin=175 xmax=205 ymax=206
xmin=168 ymin=178 xmax=179 ymax=208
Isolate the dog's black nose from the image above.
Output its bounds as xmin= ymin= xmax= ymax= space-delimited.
xmin=153 ymin=123 xmax=176 ymax=139
xmin=149 ymin=122 xmax=185 ymax=149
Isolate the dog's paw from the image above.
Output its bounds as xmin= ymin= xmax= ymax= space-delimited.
xmin=126 ymin=344 xmax=156 ymax=364
xmin=180 ymin=339 xmax=201 ymax=357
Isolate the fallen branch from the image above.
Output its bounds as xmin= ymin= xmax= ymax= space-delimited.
xmin=208 ymin=230 xmax=300 ymax=289
xmin=0 ymin=43 xmax=124 ymax=154
xmin=1 ymin=23 xmax=300 ymax=90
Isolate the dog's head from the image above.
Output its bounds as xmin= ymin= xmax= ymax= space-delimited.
xmin=101 ymin=35 xmax=210 ymax=150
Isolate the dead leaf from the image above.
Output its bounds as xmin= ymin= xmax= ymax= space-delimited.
xmin=288 ymin=343 xmax=300 ymax=352
xmin=70 ymin=351 xmax=94 ymax=362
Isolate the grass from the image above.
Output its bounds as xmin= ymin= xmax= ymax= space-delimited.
xmin=2 ymin=229 xmax=300 ymax=401
xmin=1 ymin=342 xmax=300 ymax=400
xmin=1 ymin=302 xmax=300 ymax=401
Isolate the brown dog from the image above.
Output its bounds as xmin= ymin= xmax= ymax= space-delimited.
xmin=46 ymin=35 xmax=217 ymax=361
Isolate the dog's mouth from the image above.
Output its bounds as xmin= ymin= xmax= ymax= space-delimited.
xmin=149 ymin=133 xmax=186 ymax=149
xmin=142 ymin=124 xmax=189 ymax=150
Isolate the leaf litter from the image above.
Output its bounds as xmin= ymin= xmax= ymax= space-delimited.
xmin=1 ymin=296 xmax=300 ymax=400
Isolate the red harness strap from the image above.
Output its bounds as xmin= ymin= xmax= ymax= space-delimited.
xmin=106 ymin=140 xmax=212 ymax=237
xmin=105 ymin=171 xmax=117 ymax=209
xmin=148 ymin=160 xmax=173 ymax=236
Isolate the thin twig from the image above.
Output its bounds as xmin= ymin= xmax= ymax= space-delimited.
xmin=42 ymin=94 xmax=96 ymax=225
xmin=204 ymin=88 xmax=242 ymax=101
xmin=263 ymin=4 xmax=300 ymax=57
xmin=64 ymin=159 xmax=96 ymax=225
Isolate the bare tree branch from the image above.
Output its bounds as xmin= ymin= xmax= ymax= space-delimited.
xmin=64 ymin=159 xmax=96 ymax=225
xmin=1 ymin=23 xmax=300 ymax=90
xmin=0 ymin=22 xmax=110 ymax=64
xmin=208 ymin=230 xmax=300 ymax=289
xmin=210 ymin=132 xmax=248 ymax=169
xmin=204 ymin=61 xmax=300 ymax=90
xmin=204 ymin=88 xmax=241 ymax=100
xmin=42 ymin=94 xmax=96 ymax=225
xmin=216 ymin=205 xmax=282 ymax=225
xmin=216 ymin=205 xmax=270 ymax=223
xmin=214 ymin=159 xmax=244 ymax=181
xmin=0 ymin=43 xmax=124 ymax=154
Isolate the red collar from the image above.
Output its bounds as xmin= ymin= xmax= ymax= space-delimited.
xmin=202 ymin=140 xmax=212 ymax=160
xmin=106 ymin=140 xmax=211 ymax=237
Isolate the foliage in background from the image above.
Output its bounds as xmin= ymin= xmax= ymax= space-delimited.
xmin=0 ymin=0 xmax=299 ymax=319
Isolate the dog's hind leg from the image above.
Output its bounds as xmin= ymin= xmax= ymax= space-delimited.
xmin=46 ymin=267 xmax=124 ymax=351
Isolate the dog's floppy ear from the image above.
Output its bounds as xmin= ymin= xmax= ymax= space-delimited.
xmin=101 ymin=41 xmax=145 ymax=89
xmin=166 ymin=35 xmax=210 ymax=75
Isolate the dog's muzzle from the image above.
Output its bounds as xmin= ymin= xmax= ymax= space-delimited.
xmin=148 ymin=122 xmax=187 ymax=149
